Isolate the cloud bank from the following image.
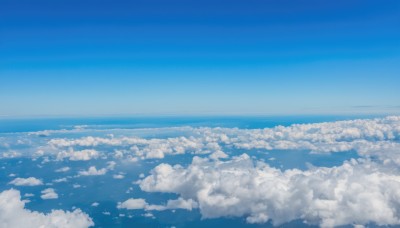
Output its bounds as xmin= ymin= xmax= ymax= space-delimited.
xmin=44 ymin=116 xmax=400 ymax=163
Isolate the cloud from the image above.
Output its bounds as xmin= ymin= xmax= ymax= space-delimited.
xmin=209 ymin=150 xmax=228 ymax=160
xmin=78 ymin=166 xmax=107 ymax=176
xmin=48 ymin=133 xmax=218 ymax=160
xmin=53 ymin=178 xmax=68 ymax=183
xmin=55 ymin=167 xmax=70 ymax=172
xmin=113 ymin=174 xmax=125 ymax=179
xmin=117 ymin=197 xmax=198 ymax=211
xmin=41 ymin=188 xmax=58 ymax=200
xmin=56 ymin=149 xmax=99 ymax=161
xmin=117 ymin=198 xmax=147 ymax=210
xmin=9 ymin=177 xmax=43 ymax=186
xmin=139 ymin=154 xmax=400 ymax=227
xmin=43 ymin=116 xmax=400 ymax=163
xmin=0 ymin=189 xmax=93 ymax=228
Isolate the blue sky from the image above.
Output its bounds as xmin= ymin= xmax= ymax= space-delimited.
xmin=0 ymin=0 xmax=399 ymax=116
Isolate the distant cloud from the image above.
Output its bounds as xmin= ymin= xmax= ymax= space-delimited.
xmin=117 ymin=197 xmax=197 ymax=211
xmin=9 ymin=177 xmax=43 ymax=186
xmin=41 ymin=188 xmax=58 ymax=200
xmin=0 ymin=189 xmax=93 ymax=228
xmin=113 ymin=174 xmax=125 ymax=179
xmin=53 ymin=178 xmax=68 ymax=183
xmin=117 ymin=198 xmax=147 ymax=210
xmin=78 ymin=166 xmax=107 ymax=176
xmin=43 ymin=116 xmax=400 ymax=163
xmin=56 ymin=149 xmax=99 ymax=161
xmin=55 ymin=166 xmax=71 ymax=172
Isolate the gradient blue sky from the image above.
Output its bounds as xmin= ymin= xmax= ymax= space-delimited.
xmin=0 ymin=0 xmax=399 ymax=116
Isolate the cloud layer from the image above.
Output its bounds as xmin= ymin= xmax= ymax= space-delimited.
xmin=43 ymin=116 xmax=400 ymax=163
xmin=2 ymin=116 xmax=400 ymax=227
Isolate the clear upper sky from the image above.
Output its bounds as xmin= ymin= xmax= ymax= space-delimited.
xmin=0 ymin=0 xmax=399 ymax=117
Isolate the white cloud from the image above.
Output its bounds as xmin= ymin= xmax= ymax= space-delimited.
xmin=9 ymin=177 xmax=43 ymax=186
xmin=106 ymin=161 xmax=116 ymax=170
xmin=55 ymin=167 xmax=70 ymax=173
xmin=117 ymin=198 xmax=147 ymax=210
xmin=56 ymin=149 xmax=99 ymax=161
xmin=78 ymin=166 xmax=107 ymax=176
xmin=91 ymin=202 xmax=99 ymax=207
xmin=53 ymin=178 xmax=68 ymax=183
xmin=73 ymin=184 xmax=81 ymax=188
xmin=209 ymin=150 xmax=228 ymax=160
xmin=117 ymin=197 xmax=198 ymax=211
xmin=139 ymin=154 xmax=400 ymax=227
xmin=113 ymin=174 xmax=125 ymax=179
xmin=44 ymin=116 xmax=400 ymax=163
xmin=165 ymin=197 xmax=198 ymax=211
xmin=41 ymin=188 xmax=58 ymax=200
xmin=0 ymin=189 xmax=93 ymax=228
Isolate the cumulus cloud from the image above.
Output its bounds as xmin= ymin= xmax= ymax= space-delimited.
xmin=56 ymin=149 xmax=99 ymax=161
xmin=48 ymin=134 xmax=219 ymax=160
xmin=3 ymin=116 xmax=400 ymax=227
xmin=78 ymin=166 xmax=107 ymax=176
xmin=0 ymin=189 xmax=93 ymax=228
xmin=41 ymin=188 xmax=58 ymax=200
xmin=209 ymin=150 xmax=228 ymax=160
xmin=117 ymin=198 xmax=147 ymax=210
xmin=43 ymin=116 xmax=400 ymax=163
xmin=139 ymin=154 xmax=400 ymax=227
xmin=117 ymin=197 xmax=198 ymax=211
xmin=9 ymin=177 xmax=43 ymax=186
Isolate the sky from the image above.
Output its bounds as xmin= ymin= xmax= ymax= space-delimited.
xmin=0 ymin=0 xmax=399 ymax=117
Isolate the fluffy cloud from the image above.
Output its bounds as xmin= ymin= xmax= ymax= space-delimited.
xmin=117 ymin=197 xmax=198 ymax=211
xmin=41 ymin=188 xmax=58 ymax=200
xmin=117 ymin=198 xmax=147 ymax=210
xmin=44 ymin=116 xmax=400 ymax=162
xmin=0 ymin=189 xmax=93 ymax=228
xmin=56 ymin=149 xmax=99 ymax=161
xmin=48 ymin=134 xmax=218 ymax=160
xmin=9 ymin=177 xmax=43 ymax=186
xmin=139 ymin=154 xmax=400 ymax=227
xmin=78 ymin=166 xmax=107 ymax=176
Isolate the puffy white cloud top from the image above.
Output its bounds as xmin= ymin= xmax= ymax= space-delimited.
xmin=41 ymin=188 xmax=58 ymax=200
xmin=78 ymin=166 xmax=107 ymax=176
xmin=3 ymin=116 xmax=400 ymax=227
xmin=56 ymin=149 xmax=99 ymax=161
xmin=44 ymin=116 xmax=400 ymax=162
xmin=9 ymin=177 xmax=43 ymax=186
xmin=118 ymin=197 xmax=198 ymax=211
xmin=139 ymin=154 xmax=400 ymax=227
xmin=0 ymin=189 xmax=93 ymax=228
